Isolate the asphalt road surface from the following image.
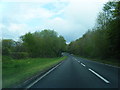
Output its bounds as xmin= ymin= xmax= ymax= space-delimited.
xmin=29 ymin=53 xmax=120 ymax=88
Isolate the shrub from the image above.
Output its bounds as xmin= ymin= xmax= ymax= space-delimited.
xmin=2 ymin=47 xmax=10 ymax=56
xmin=11 ymin=52 xmax=29 ymax=59
xmin=2 ymin=56 xmax=12 ymax=60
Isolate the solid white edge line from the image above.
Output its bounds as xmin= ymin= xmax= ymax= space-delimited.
xmin=26 ymin=62 xmax=62 ymax=88
xmin=88 ymin=68 xmax=110 ymax=84
xmin=81 ymin=63 xmax=85 ymax=67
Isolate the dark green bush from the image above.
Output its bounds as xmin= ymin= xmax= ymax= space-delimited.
xmin=2 ymin=47 xmax=10 ymax=56
xmin=11 ymin=52 xmax=29 ymax=59
xmin=2 ymin=56 xmax=12 ymax=60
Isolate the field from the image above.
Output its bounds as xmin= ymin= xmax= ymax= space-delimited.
xmin=2 ymin=56 xmax=67 ymax=88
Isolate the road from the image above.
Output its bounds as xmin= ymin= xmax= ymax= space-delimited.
xmin=28 ymin=53 xmax=120 ymax=88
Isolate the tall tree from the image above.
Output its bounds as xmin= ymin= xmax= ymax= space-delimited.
xmin=68 ymin=1 xmax=120 ymax=59
xmin=21 ymin=30 xmax=66 ymax=58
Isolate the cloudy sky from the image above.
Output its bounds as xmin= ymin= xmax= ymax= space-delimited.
xmin=0 ymin=0 xmax=109 ymax=43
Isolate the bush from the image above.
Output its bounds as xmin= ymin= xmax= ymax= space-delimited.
xmin=2 ymin=47 xmax=10 ymax=56
xmin=2 ymin=56 xmax=12 ymax=60
xmin=11 ymin=52 xmax=29 ymax=59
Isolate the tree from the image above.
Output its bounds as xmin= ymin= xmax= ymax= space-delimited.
xmin=104 ymin=1 xmax=120 ymax=59
xmin=68 ymin=1 xmax=120 ymax=59
xmin=21 ymin=30 xmax=66 ymax=58
xmin=2 ymin=39 xmax=14 ymax=55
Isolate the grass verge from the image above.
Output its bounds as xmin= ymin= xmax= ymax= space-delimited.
xmin=77 ymin=55 xmax=120 ymax=67
xmin=2 ymin=56 xmax=67 ymax=88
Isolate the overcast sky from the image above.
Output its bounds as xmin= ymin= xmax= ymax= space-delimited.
xmin=0 ymin=0 xmax=109 ymax=43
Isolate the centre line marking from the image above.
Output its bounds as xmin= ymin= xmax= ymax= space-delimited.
xmin=81 ymin=63 xmax=85 ymax=67
xmin=88 ymin=68 xmax=110 ymax=84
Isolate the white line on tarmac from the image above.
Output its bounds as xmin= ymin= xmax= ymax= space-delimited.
xmin=88 ymin=68 xmax=110 ymax=84
xmin=26 ymin=62 xmax=62 ymax=88
xmin=81 ymin=63 xmax=85 ymax=67
xmin=74 ymin=58 xmax=77 ymax=61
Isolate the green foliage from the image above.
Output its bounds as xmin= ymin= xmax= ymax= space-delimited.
xmin=2 ymin=39 xmax=14 ymax=49
xmin=2 ymin=39 xmax=14 ymax=55
xmin=2 ymin=47 xmax=11 ymax=56
xmin=21 ymin=29 xmax=66 ymax=58
xmin=10 ymin=52 xmax=29 ymax=59
xmin=104 ymin=1 xmax=120 ymax=59
xmin=2 ymin=56 xmax=12 ymax=61
xmin=2 ymin=30 xmax=66 ymax=59
xmin=68 ymin=1 xmax=120 ymax=59
xmin=13 ymin=41 xmax=27 ymax=52
xmin=68 ymin=30 xmax=109 ymax=59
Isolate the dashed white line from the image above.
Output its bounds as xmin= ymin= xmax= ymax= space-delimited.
xmin=26 ymin=62 xmax=62 ymax=88
xmin=75 ymin=59 xmax=77 ymax=61
xmin=81 ymin=63 xmax=85 ymax=67
xmin=78 ymin=61 xmax=80 ymax=63
xmin=88 ymin=68 xmax=110 ymax=84
xmin=74 ymin=58 xmax=77 ymax=61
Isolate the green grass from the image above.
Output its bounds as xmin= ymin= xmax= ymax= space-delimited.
xmin=78 ymin=56 xmax=120 ymax=67
xmin=2 ymin=56 xmax=67 ymax=88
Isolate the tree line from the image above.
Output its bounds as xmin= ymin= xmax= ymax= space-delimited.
xmin=68 ymin=1 xmax=120 ymax=59
xmin=2 ymin=1 xmax=120 ymax=60
xmin=2 ymin=30 xmax=66 ymax=59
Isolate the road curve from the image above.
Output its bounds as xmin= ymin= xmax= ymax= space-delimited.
xmin=29 ymin=53 xmax=119 ymax=88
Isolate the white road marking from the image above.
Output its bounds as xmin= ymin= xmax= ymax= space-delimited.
xmin=81 ymin=63 xmax=85 ymax=67
xmin=88 ymin=68 xmax=110 ymax=84
xmin=80 ymin=57 xmax=120 ymax=69
xmin=26 ymin=62 xmax=62 ymax=88
xmin=75 ymin=58 xmax=77 ymax=61
xmin=78 ymin=61 xmax=80 ymax=63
